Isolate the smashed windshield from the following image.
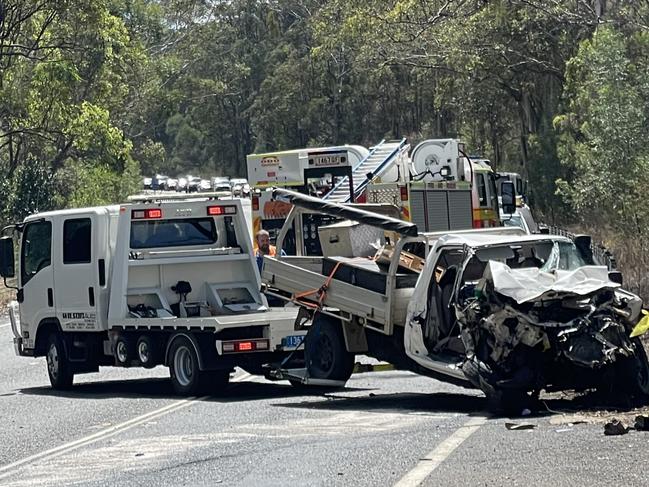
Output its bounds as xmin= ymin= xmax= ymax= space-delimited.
xmin=461 ymin=239 xmax=587 ymax=282
xmin=538 ymin=241 xmax=587 ymax=273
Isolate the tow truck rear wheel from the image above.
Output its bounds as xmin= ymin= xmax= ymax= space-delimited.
xmin=305 ymin=317 xmax=354 ymax=383
xmin=169 ymin=336 xmax=210 ymax=396
xmin=46 ymin=333 xmax=74 ymax=390
xmin=136 ymin=335 xmax=159 ymax=369
xmin=114 ymin=335 xmax=134 ymax=367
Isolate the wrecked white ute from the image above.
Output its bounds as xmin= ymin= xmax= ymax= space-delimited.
xmin=406 ymin=235 xmax=649 ymax=411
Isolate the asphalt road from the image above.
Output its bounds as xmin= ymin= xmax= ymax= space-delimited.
xmin=1 ymin=320 xmax=649 ymax=487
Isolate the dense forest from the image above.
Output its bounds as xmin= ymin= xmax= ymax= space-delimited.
xmin=1 ymin=1 xmax=649 ymax=242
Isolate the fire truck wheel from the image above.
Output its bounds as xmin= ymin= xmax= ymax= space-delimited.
xmin=169 ymin=336 xmax=204 ymax=395
xmin=305 ymin=318 xmax=354 ymax=383
xmin=136 ymin=335 xmax=159 ymax=369
xmin=46 ymin=333 xmax=74 ymax=390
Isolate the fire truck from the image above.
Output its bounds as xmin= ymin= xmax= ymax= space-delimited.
xmin=365 ymin=139 xmax=500 ymax=231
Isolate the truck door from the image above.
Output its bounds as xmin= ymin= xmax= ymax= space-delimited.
xmin=54 ymin=215 xmax=100 ymax=332
xmin=19 ymin=219 xmax=55 ymax=343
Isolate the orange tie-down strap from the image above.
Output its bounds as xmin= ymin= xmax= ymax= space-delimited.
xmin=292 ymin=257 xmax=378 ymax=310
xmin=293 ymin=261 xmax=343 ymax=310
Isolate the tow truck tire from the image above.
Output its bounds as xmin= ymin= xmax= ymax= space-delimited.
xmin=46 ymin=333 xmax=74 ymax=390
xmin=114 ymin=335 xmax=134 ymax=367
xmin=305 ymin=318 xmax=354 ymax=382
xmin=136 ymin=335 xmax=159 ymax=369
xmin=169 ymin=336 xmax=206 ymax=396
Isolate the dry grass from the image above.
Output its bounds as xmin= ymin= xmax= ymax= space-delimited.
xmin=586 ymin=229 xmax=649 ymax=302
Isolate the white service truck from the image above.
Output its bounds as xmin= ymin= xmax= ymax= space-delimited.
xmin=0 ymin=193 xmax=305 ymax=395
xmin=247 ymin=145 xmax=369 ymax=252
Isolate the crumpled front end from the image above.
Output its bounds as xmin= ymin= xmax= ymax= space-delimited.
xmin=457 ymin=261 xmax=648 ymax=400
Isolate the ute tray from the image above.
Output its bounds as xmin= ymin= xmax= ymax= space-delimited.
xmin=322 ymin=256 xmax=419 ymax=295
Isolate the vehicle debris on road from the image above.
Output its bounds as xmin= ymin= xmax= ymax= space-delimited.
xmin=634 ymin=414 xmax=649 ymax=431
xmin=604 ymin=419 xmax=629 ymax=436
xmin=505 ymin=422 xmax=537 ymax=430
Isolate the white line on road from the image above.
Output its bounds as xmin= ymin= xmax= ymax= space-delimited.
xmin=0 ymin=323 xmax=11 ymax=329
xmin=394 ymin=416 xmax=487 ymax=487
xmin=0 ymin=372 xmax=251 ymax=480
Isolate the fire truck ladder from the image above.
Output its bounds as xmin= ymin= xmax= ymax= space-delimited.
xmin=323 ymin=138 xmax=408 ymax=203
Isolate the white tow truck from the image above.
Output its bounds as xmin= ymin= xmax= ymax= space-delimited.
xmin=262 ymin=189 xmax=649 ymax=411
xmin=0 ymin=193 xmax=306 ymax=395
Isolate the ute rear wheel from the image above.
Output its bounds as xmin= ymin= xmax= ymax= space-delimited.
xmin=305 ymin=318 xmax=354 ymax=383
xmin=46 ymin=333 xmax=74 ymax=390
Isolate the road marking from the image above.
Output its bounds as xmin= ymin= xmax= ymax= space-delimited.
xmin=0 ymin=371 xmax=251 ymax=479
xmin=0 ymin=323 xmax=11 ymax=329
xmin=394 ymin=416 xmax=486 ymax=487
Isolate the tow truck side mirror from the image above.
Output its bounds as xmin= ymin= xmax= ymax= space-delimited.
xmin=0 ymin=236 xmax=15 ymax=278
xmin=501 ymin=181 xmax=516 ymax=215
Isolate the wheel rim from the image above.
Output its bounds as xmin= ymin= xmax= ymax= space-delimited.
xmin=116 ymin=341 xmax=128 ymax=363
xmin=174 ymin=346 xmax=194 ymax=387
xmin=138 ymin=341 xmax=149 ymax=364
xmin=313 ymin=334 xmax=334 ymax=373
xmin=47 ymin=342 xmax=59 ymax=380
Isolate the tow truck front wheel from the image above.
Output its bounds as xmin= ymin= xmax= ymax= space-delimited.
xmin=305 ymin=318 xmax=354 ymax=382
xmin=46 ymin=333 xmax=74 ymax=390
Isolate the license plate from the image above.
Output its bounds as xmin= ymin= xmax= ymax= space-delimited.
xmin=282 ymin=335 xmax=305 ymax=349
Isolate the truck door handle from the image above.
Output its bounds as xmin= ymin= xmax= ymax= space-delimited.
xmin=88 ymin=287 xmax=95 ymax=307
xmin=98 ymin=259 xmax=106 ymax=286
xmin=47 ymin=288 xmax=53 ymax=307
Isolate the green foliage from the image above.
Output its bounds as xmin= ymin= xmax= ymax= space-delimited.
xmin=63 ymin=158 xmax=140 ymax=208
xmin=556 ymin=26 xmax=649 ymax=234
xmin=2 ymin=0 xmax=649 ymax=248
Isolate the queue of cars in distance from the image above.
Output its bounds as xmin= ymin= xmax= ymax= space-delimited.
xmin=142 ymin=174 xmax=251 ymax=196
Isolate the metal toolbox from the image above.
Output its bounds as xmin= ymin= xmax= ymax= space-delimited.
xmin=318 ymin=220 xmax=384 ymax=257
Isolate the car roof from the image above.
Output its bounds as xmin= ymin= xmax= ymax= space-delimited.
xmin=435 ymin=232 xmax=571 ymax=248
xmin=24 ymin=205 xmax=120 ymax=222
